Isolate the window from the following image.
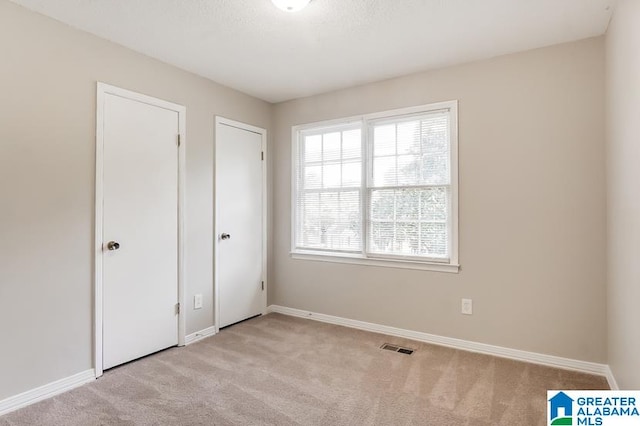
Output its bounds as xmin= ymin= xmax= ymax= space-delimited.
xmin=292 ymin=101 xmax=458 ymax=272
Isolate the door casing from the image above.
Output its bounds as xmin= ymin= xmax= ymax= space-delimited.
xmin=214 ymin=116 xmax=268 ymax=333
xmin=95 ymin=82 xmax=186 ymax=377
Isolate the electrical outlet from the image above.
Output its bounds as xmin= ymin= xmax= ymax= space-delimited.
xmin=194 ymin=294 xmax=203 ymax=310
xmin=461 ymin=298 xmax=473 ymax=315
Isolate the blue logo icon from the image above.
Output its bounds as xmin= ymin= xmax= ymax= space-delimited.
xmin=549 ymin=391 xmax=574 ymax=425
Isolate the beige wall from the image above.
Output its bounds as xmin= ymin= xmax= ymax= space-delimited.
xmin=272 ymin=37 xmax=607 ymax=363
xmin=606 ymin=0 xmax=640 ymax=390
xmin=0 ymin=0 xmax=271 ymax=400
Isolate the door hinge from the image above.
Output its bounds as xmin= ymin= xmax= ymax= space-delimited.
xmin=177 ymin=134 xmax=181 ymax=147
xmin=261 ymin=151 xmax=264 ymax=161
xmin=261 ymin=281 xmax=264 ymax=291
xmin=176 ymin=303 xmax=180 ymax=314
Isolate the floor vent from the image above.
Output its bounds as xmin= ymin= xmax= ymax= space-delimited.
xmin=380 ymin=343 xmax=414 ymax=355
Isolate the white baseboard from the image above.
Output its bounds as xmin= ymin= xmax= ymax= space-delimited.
xmin=605 ymin=366 xmax=620 ymax=390
xmin=0 ymin=369 xmax=95 ymax=417
xmin=185 ymin=325 xmax=217 ymax=345
xmin=268 ymin=305 xmax=611 ymax=379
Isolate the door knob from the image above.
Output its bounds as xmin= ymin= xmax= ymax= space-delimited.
xmin=107 ymin=241 xmax=120 ymax=251
xmin=220 ymin=233 xmax=231 ymax=240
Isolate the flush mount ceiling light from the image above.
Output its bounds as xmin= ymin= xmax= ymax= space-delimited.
xmin=271 ymin=0 xmax=312 ymax=13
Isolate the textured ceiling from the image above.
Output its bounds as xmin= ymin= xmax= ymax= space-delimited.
xmin=9 ymin=0 xmax=614 ymax=103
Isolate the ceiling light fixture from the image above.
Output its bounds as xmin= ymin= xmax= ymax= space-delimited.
xmin=271 ymin=0 xmax=311 ymax=13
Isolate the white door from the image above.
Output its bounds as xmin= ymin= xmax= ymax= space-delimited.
xmin=101 ymin=89 xmax=181 ymax=370
xmin=216 ymin=119 xmax=265 ymax=328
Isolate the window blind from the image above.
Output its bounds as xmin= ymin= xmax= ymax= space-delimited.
xmin=295 ymin=126 xmax=362 ymax=252
xmin=367 ymin=110 xmax=451 ymax=260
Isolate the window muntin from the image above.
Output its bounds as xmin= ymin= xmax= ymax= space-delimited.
xmin=292 ymin=102 xmax=457 ymax=268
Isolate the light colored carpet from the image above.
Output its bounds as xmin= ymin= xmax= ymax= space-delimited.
xmin=0 ymin=313 xmax=608 ymax=425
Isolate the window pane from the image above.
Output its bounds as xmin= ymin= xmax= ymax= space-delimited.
xmin=323 ymin=132 xmax=341 ymax=161
xmin=368 ymin=187 xmax=449 ymax=259
xmin=342 ymin=129 xmax=361 ymax=159
xmin=397 ymin=155 xmax=421 ymax=186
xmin=372 ymin=156 xmax=396 ymax=187
xmin=421 ymin=115 xmax=450 ymax=185
xmin=320 ymin=192 xmax=339 ymax=222
xmin=370 ymin=189 xmax=394 ymax=220
xmin=395 ymin=222 xmax=420 ymax=256
xmin=336 ymin=191 xmax=361 ymax=251
xmin=397 ymin=121 xmax=420 ymax=155
xmin=304 ymin=165 xmax=321 ymax=189
xmin=422 ymin=153 xmax=449 ymax=185
xmin=342 ymin=162 xmax=361 ymax=187
xmin=371 ymin=113 xmax=450 ymax=188
xmin=322 ymin=164 xmax=341 ymax=188
xmin=420 ymin=223 xmax=448 ymax=258
xmin=373 ymin=125 xmax=395 ymax=156
xmin=304 ymin=135 xmax=322 ymax=163
xmin=300 ymin=192 xmax=320 ymax=247
xmin=297 ymin=190 xmax=361 ymax=251
xmin=395 ymin=188 xmax=419 ymax=220
xmin=369 ymin=221 xmax=394 ymax=253
xmin=420 ymin=187 xmax=448 ymax=222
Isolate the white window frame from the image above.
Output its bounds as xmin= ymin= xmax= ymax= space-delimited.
xmin=291 ymin=101 xmax=459 ymax=273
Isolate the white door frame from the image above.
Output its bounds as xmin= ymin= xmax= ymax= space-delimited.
xmin=214 ymin=116 xmax=268 ymax=333
xmin=95 ymin=82 xmax=186 ymax=377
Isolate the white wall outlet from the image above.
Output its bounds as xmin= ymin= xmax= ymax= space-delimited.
xmin=194 ymin=294 xmax=203 ymax=310
xmin=461 ymin=298 xmax=473 ymax=315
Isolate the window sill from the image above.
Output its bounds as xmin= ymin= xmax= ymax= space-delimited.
xmin=290 ymin=251 xmax=460 ymax=273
